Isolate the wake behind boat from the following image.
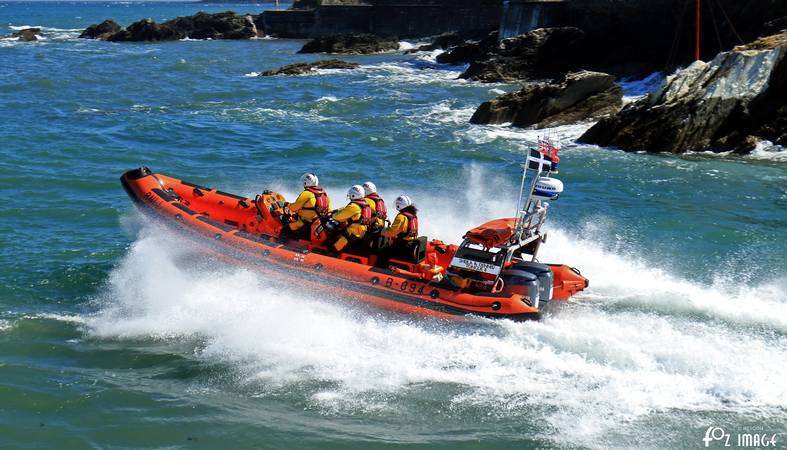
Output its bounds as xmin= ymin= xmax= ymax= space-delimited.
xmin=120 ymin=144 xmax=587 ymax=321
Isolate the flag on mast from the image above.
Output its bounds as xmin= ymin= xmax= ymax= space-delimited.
xmin=527 ymin=148 xmax=553 ymax=172
xmin=537 ymin=139 xmax=560 ymax=172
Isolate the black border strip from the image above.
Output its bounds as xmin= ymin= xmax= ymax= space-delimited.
xmin=235 ymin=230 xmax=277 ymax=246
xmin=197 ymin=216 xmax=235 ymax=232
xmin=216 ymin=190 xmax=247 ymax=201
xmin=173 ymin=203 xmax=196 ymax=216
xmin=152 ymin=188 xmax=177 ymax=202
xmin=180 ymin=180 xmax=210 ymax=190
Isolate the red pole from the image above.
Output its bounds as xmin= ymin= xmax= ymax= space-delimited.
xmin=695 ymin=0 xmax=701 ymax=60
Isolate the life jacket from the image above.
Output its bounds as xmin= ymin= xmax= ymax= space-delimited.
xmin=367 ymin=193 xmax=387 ymax=220
xmin=304 ymin=186 xmax=329 ymax=217
xmin=399 ymin=212 xmax=418 ymax=238
xmin=350 ymin=199 xmax=373 ymax=226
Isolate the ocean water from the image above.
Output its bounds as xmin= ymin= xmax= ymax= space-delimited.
xmin=1 ymin=2 xmax=786 ymax=449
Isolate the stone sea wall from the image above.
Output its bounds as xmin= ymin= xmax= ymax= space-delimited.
xmin=260 ymin=0 xmax=501 ymax=38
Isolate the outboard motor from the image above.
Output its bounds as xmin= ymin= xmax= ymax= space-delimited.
xmin=532 ymin=176 xmax=563 ymax=201
xmin=514 ymin=261 xmax=553 ymax=305
xmin=500 ymin=269 xmax=540 ymax=309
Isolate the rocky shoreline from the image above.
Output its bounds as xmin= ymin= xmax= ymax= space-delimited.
xmin=579 ymin=31 xmax=787 ymax=154
xmin=297 ymin=33 xmax=399 ymax=54
xmin=429 ymin=29 xmax=624 ymax=133
xmin=470 ymin=71 xmax=623 ymax=129
xmin=79 ymin=12 xmax=260 ymax=41
xmin=74 ymin=4 xmax=786 ymax=156
xmin=3 ymin=27 xmax=43 ymax=41
xmin=261 ymin=59 xmax=360 ymax=76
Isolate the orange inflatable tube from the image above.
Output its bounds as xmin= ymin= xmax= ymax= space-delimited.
xmin=120 ymin=168 xmax=588 ymax=321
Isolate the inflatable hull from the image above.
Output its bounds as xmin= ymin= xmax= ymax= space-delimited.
xmin=120 ymin=168 xmax=588 ymax=321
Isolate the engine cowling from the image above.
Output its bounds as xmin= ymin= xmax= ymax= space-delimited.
xmin=513 ymin=261 xmax=553 ymax=304
xmin=500 ymin=269 xmax=540 ymax=308
xmin=533 ymin=176 xmax=563 ymax=201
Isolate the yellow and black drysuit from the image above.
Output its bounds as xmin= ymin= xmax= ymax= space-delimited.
xmin=380 ymin=208 xmax=419 ymax=261
xmin=381 ymin=210 xmax=418 ymax=242
xmin=365 ymin=192 xmax=387 ymax=230
xmin=331 ymin=199 xmax=373 ymax=251
xmin=288 ymin=186 xmax=331 ymax=231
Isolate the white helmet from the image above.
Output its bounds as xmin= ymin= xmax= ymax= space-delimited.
xmin=347 ymin=185 xmax=365 ymax=201
xmin=362 ymin=181 xmax=377 ymax=196
xmin=395 ymin=195 xmax=412 ymax=211
xmin=301 ymin=173 xmax=318 ymax=188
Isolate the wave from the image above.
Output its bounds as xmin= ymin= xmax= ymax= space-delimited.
xmin=618 ymin=72 xmax=664 ymax=97
xmin=87 ymin=165 xmax=787 ymax=448
xmin=681 ymin=140 xmax=787 ymax=162
xmin=215 ymin=105 xmax=333 ymax=124
xmin=461 ymin=121 xmax=594 ymax=147
xmin=4 ymin=24 xmax=82 ymax=43
xmin=748 ymin=140 xmax=787 ymax=162
xmin=419 ymin=100 xmax=476 ymax=125
xmin=8 ymin=25 xmax=82 ymax=32
xmin=357 ymin=62 xmax=466 ymax=86
xmin=398 ymin=40 xmax=415 ymax=51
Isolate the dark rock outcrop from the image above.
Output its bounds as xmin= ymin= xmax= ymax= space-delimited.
xmin=502 ymin=0 xmax=787 ymax=78
xmin=164 ymin=12 xmax=259 ymax=40
xmin=80 ymin=12 xmax=259 ymax=42
xmin=407 ymin=32 xmax=465 ymax=53
xmin=298 ymin=33 xmax=399 ymax=54
xmin=470 ymin=71 xmax=623 ymax=128
xmin=459 ymin=27 xmax=586 ymax=83
xmin=261 ymin=59 xmax=360 ymax=76
xmin=579 ymin=31 xmax=787 ymax=154
xmin=764 ymin=16 xmax=787 ymax=35
xmin=107 ymin=18 xmax=182 ymax=42
xmin=10 ymin=28 xmax=40 ymax=42
xmin=435 ymin=30 xmax=499 ymax=65
xmin=78 ymin=20 xmax=121 ymax=39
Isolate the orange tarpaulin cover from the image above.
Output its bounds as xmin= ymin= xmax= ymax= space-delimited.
xmin=464 ymin=218 xmax=517 ymax=248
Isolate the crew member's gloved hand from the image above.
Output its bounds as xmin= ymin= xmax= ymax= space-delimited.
xmin=324 ymin=219 xmax=340 ymax=233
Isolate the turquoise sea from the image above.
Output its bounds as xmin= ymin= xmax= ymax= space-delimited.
xmin=1 ymin=2 xmax=786 ymax=448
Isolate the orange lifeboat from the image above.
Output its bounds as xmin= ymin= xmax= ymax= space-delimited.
xmin=120 ymin=167 xmax=588 ymax=321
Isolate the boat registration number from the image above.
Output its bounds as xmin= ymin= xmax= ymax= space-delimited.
xmin=449 ymin=257 xmax=502 ymax=276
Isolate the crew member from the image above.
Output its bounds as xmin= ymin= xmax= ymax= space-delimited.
xmin=330 ymin=185 xmax=372 ymax=252
xmin=287 ymin=173 xmax=331 ymax=235
xmin=380 ymin=195 xmax=419 ymax=261
xmin=362 ymin=181 xmax=387 ymax=231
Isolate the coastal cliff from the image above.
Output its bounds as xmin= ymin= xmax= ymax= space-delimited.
xmin=579 ymin=31 xmax=787 ymax=154
xmin=501 ymin=0 xmax=787 ymax=77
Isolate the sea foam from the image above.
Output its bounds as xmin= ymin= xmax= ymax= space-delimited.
xmin=87 ymin=166 xmax=787 ymax=449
